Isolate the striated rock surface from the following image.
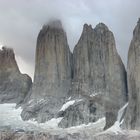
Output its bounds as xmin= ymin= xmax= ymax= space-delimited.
xmin=0 ymin=47 xmax=32 ymax=104
xmin=70 ymin=23 xmax=127 ymax=129
xmin=21 ymin=20 xmax=127 ymax=129
xmin=124 ymin=19 xmax=140 ymax=130
xmin=58 ymin=93 xmax=104 ymax=128
xmin=33 ymin=20 xmax=72 ymax=98
xmin=21 ymin=20 xmax=72 ymax=122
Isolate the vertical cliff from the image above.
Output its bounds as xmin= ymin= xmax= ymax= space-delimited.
xmin=21 ymin=20 xmax=127 ymax=129
xmin=32 ymin=20 xmax=72 ymax=98
xmin=124 ymin=19 xmax=140 ymax=129
xmin=0 ymin=47 xmax=32 ymax=104
xmin=71 ymin=23 xmax=127 ymax=129
xmin=21 ymin=20 xmax=72 ymax=122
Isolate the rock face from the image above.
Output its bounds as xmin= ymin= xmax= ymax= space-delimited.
xmin=21 ymin=20 xmax=127 ymax=129
xmin=73 ymin=23 xmax=127 ymax=103
xmin=124 ymin=19 xmax=140 ymax=130
xmin=33 ymin=20 xmax=72 ymax=98
xmin=71 ymin=23 xmax=127 ymax=129
xmin=21 ymin=20 xmax=72 ymax=122
xmin=0 ymin=47 xmax=32 ymax=104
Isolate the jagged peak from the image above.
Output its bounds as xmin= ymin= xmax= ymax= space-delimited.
xmin=83 ymin=23 xmax=92 ymax=29
xmin=0 ymin=46 xmax=14 ymax=57
xmin=83 ymin=23 xmax=93 ymax=32
xmin=94 ymin=22 xmax=109 ymax=32
xmin=43 ymin=19 xmax=63 ymax=30
xmin=80 ymin=23 xmax=93 ymax=38
xmin=0 ymin=46 xmax=20 ymax=73
xmin=38 ymin=20 xmax=65 ymax=40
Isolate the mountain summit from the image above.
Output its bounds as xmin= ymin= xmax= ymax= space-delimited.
xmin=0 ymin=47 xmax=32 ymax=104
xmin=21 ymin=20 xmax=127 ymax=129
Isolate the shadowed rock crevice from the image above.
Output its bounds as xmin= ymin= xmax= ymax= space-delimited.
xmin=124 ymin=18 xmax=140 ymax=130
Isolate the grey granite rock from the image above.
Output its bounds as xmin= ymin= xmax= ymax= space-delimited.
xmin=21 ymin=20 xmax=127 ymax=129
xmin=0 ymin=47 xmax=32 ymax=104
xmin=72 ymin=23 xmax=127 ymax=129
xmin=21 ymin=20 xmax=72 ymax=122
xmin=124 ymin=19 xmax=140 ymax=130
xmin=58 ymin=98 xmax=104 ymax=128
xmin=32 ymin=20 xmax=72 ymax=98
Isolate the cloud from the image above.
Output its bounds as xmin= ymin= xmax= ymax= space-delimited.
xmin=0 ymin=0 xmax=139 ymax=78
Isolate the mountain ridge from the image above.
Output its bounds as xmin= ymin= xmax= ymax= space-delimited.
xmin=1 ymin=19 xmax=140 ymax=140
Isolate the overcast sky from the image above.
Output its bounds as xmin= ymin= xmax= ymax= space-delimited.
xmin=0 ymin=0 xmax=139 ymax=79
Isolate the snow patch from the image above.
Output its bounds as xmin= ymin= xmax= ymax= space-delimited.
xmin=117 ymin=102 xmax=128 ymax=123
xmin=68 ymin=117 xmax=105 ymax=129
xmin=28 ymin=99 xmax=47 ymax=108
xmin=0 ymin=44 xmax=3 ymax=49
xmin=27 ymin=117 xmax=63 ymax=129
xmin=106 ymin=121 xmax=122 ymax=134
xmin=28 ymin=99 xmax=34 ymax=104
xmin=90 ymin=92 xmax=102 ymax=97
xmin=37 ymin=99 xmax=46 ymax=104
xmin=76 ymin=99 xmax=83 ymax=102
xmin=60 ymin=99 xmax=83 ymax=111
xmin=66 ymin=117 xmax=106 ymax=135
xmin=0 ymin=103 xmax=62 ymax=131
xmin=105 ymin=102 xmax=128 ymax=134
xmin=67 ymin=96 xmax=71 ymax=101
xmin=60 ymin=100 xmax=75 ymax=111
xmin=0 ymin=103 xmax=107 ymax=134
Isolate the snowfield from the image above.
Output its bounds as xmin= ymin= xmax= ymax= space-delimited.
xmin=103 ymin=102 xmax=129 ymax=135
xmin=0 ymin=103 xmax=63 ymax=131
xmin=60 ymin=100 xmax=75 ymax=111
xmin=0 ymin=103 xmax=105 ymax=133
xmin=0 ymin=102 xmax=128 ymax=135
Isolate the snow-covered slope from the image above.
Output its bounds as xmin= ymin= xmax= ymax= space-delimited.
xmin=104 ymin=103 xmax=128 ymax=134
xmin=1 ymin=103 xmax=140 ymax=140
xmin=0 ymin=103 xmax=105 ymax=133
xmin=0 ymin=104 xmax=63 ymax=131
xmin=0 ymin=102 xmax=128 ymax=133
